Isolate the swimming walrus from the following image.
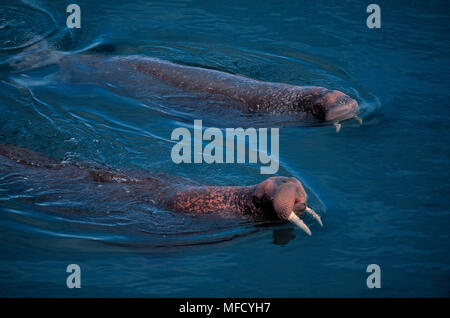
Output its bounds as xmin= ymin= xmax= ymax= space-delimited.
xmin=6 ymin=42 xmax=360 ymax=129
xmin=0 ymin=143 xmax=322 ymax=235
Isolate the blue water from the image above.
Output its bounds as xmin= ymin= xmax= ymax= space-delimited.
xmin=0 ymin=0 xmax=449 ymax=297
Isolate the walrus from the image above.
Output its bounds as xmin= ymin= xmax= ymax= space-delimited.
xmin=0 ymin=143 xmax=322 ymax=235
xmin=5 ymin=42 xmax=360 ymax=129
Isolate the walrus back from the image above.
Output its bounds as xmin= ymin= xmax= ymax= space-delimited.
xmin=0 ymin=143 xmax=58 ymax=168
xmin=119 ymin=56 xmax=294 ymax=111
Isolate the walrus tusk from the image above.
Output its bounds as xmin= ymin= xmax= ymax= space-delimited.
xmin=306 ymin=207 xmax=323 ymax=227
xmin=355 ymin=116 xmax=363 ymax=125
xmin=288 ymin=212 xmax=312 ymax=236
xmin=334 ymin=122 xmax=341 ymax=133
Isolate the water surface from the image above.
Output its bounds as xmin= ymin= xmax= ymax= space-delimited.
xmin=0 ymin=0 xmax=449 ymax=297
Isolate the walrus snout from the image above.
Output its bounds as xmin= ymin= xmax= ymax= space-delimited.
xmin=325 ymin=95 xmax=359 ymax=122
xmin=310 ymin=89 xmax=359 ymax=122
xmin=255 ymin=176 xmax=323 ymax=235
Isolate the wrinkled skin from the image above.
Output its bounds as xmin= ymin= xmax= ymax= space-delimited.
xmin=163 ymin=176 xmax=309 ymax=222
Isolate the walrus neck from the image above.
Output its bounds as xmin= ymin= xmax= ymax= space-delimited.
xmin=162 ymin=185 xmax=262 ymax=217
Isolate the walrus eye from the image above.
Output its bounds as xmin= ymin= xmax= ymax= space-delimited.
xmin=311 ymin=104 xmax=326 ymax=118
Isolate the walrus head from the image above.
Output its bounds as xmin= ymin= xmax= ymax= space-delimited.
xmin=319 ymin=90 xmax=359 ymax=122
xmin=254 ymin=176 xmax=322 ymax=235
xmin=298 ymin=87 xmax=360 ymax=125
